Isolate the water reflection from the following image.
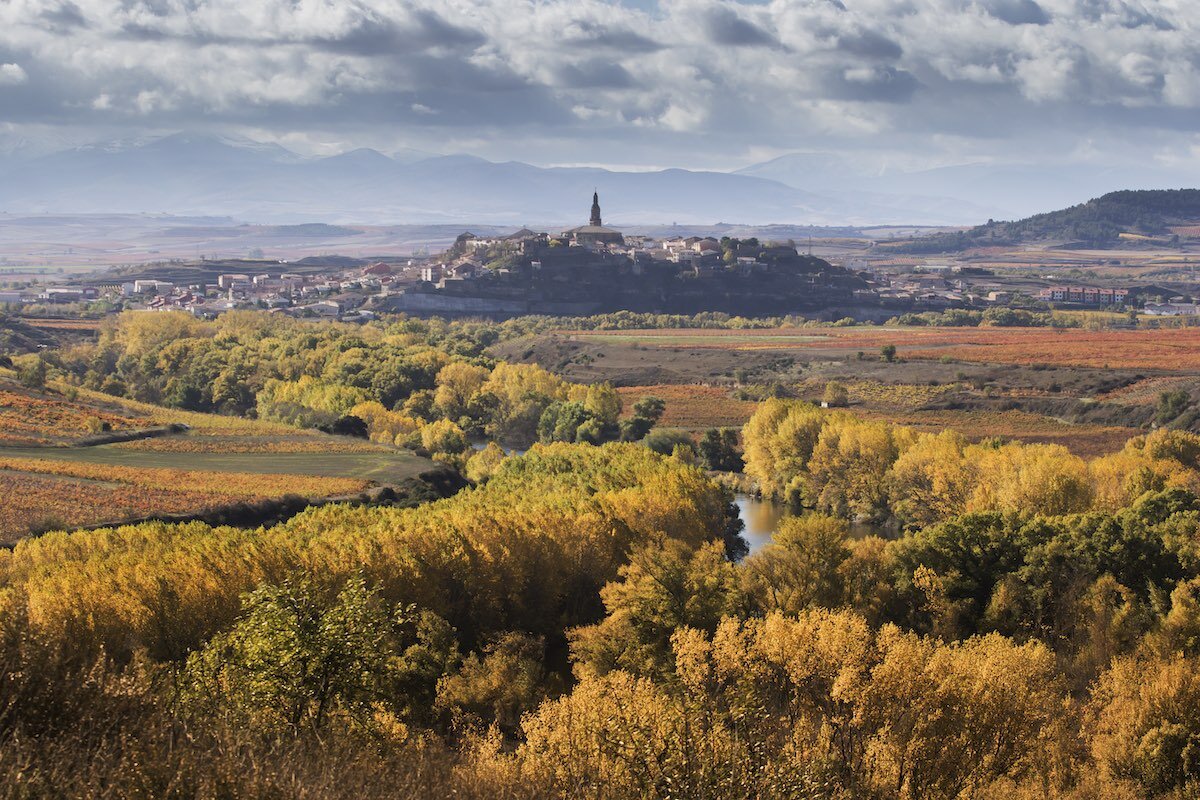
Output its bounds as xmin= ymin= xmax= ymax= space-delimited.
xmin=734 ymin=493 xmax=787 ymax=555
xmin=734 ymin=492 xmax=890 ymax=555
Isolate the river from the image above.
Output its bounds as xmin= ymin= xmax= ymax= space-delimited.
xmin=733 ymin=493 xmax=891 ymax=555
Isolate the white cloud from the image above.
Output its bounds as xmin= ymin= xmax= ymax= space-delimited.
xmin=0 ymin=63 xmax=27 ymax=85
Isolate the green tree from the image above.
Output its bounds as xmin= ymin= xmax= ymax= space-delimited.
xmin=181 ymin=576 xmax=435 ymax=731
xmin=632 ymin=396 xmax=666 ymax=424
xmin=17 ymin=356 xmax=47 ymax=390
xmin=698 ymin=428 xmax=741 ymax=471
xmin=822 ymin=380 xmax=849 ymax=408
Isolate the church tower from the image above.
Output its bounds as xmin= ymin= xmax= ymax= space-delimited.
xmin=590 ymin=191 xmax=602 ymax=227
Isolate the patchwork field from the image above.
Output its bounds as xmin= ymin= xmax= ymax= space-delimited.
xmin=0 ymin=377 xmax=437 ymax=542
xmin=0 ymin=386 xmax=150 ymax=446
xmin=0 ymin=455 xmax=380 ymax=544
xmin=502 ymin=326 xmax=1178 ymax=458
xmin=568 ymin=326 xmax=1200 ymax=370
xmin=616 ymin=384 xmax=759 ymax=428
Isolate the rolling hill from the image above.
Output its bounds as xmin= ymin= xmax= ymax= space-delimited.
xmin=884 ymin=189 xmax=1200 ymax=253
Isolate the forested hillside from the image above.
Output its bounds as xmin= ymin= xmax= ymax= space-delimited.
xmin=890 ymin=188 xmax=1200 ymax=252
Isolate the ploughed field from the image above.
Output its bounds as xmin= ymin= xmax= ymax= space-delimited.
xmin=497 ymin=325 xmax=1200 ymax=459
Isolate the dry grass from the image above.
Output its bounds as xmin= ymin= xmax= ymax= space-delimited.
xmin=17 ymin=317 xmax=104 ymax=331
xmin=618 ymin=381 xmax=1136 ymax=457
xmin=851 ymin=408 xmax=1135 ymax=458
xmin=1099 ymin=376 xmax=1199 ymax=406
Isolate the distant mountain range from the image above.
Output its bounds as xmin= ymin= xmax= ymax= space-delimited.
xmin=0 ymin=133 xmax=880 ymax=226
xmin=0 ymin=133 xmax=1196 ymax=227
xmin=882 ymin=189 xmax=1200 ymax=253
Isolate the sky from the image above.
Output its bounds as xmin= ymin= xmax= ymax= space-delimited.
xmin=1 ymin=0 xmax=1199 ymax=174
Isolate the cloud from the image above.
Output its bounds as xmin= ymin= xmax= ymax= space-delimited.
xmin=0 ymin=0 xmax=1198 ymax=172
xmin=0 ymin=63 xmax=27 ymax=85
xmin=984 ymin=0 xmax=1050 ymax=26
xmin=836 ymin=29 xmax=904 ymax=60
xmin=701 ymin=6 xmax=782 ymax=48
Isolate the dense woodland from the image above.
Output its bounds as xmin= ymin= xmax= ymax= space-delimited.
xmin=7 ymin=312 xmax=1200 ymax=797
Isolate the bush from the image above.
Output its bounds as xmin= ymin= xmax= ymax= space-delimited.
xmin=642 ymin=429 xmax=695 ymax=457
xmin=821 ymin=381 xmax=849 ymax=408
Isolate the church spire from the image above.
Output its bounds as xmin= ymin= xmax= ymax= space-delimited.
xmin=590 ymin=190 xmax=602 ymax=227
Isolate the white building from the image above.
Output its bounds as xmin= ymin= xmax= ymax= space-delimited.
xmin=1144 ymin=302 xmax=1200 ymax=316
xmin=133 ymin=279 xmax=174 ymax=295
xmin=218 ymin=273 xmax=251 ymax=289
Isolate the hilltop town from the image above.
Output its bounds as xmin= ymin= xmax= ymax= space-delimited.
xmin=10 ymin=193 xmax=1200 ymax=322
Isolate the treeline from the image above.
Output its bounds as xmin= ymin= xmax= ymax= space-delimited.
xmin=28 ymin=311 xmax=639 ymax=453
xmin=743 ymin=398 xmax=1200 ymax=524
xmin=6 ymin=440 xmax=1200 ymax=796
xmin=889 ymin=308 xmax=1080 ymax=328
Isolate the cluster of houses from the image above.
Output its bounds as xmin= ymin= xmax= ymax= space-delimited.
xmin=0 ymin=285 xmax=100 ymax=305
xmin=1035 ymin=286 xmax=1130 ymax=306
xmin=1143 ymin=300 xmax=1200 ymax=316
xmin=129 ymin=269 xmax=392 ymax=320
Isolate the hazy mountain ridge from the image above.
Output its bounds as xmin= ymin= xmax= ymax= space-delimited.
xmin=0 ymin=133 xmax=983 ymax=226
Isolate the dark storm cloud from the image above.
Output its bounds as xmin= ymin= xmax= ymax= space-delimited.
xmin=702 ymin=6 xmax=781 ymax=48
xmin=1073 ymin=0 xmax=1174 ymax=30
xmin=562 ymin=20 xmax=665 ymax=53
xmin=984 ymin=0 xmax=1050 ymax=26
xmin=555 ymin=60 xmax=637 ymax=89
xmin=836 ymin=29 xmax=903 ymax=60
xmin=121 ymin=7 xmax=484 ymax=53
xmin=40 ymin=1 xmax=89 ymax=31
xmin=313 ymin=10 xmax=486 ymax=54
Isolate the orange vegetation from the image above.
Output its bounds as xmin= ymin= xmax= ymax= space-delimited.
xmin=0 ymin=457 xmax=371 ymax=541
xmin=783 ymin=328 xmax=1200 ymax=370
xmin=112 ymin=434 xmax=384 ymax=454
xmin=851 ymin=408 xmax=1135 ymax=458
xmin=616 ymin=384 xmax=758 ymax=429
xmin=0 ymin=471 xmax=235 ymax=542
xmin=575 ymin=326 xmax=1200 ymax=371
xmin=0 ymin=388 xmax=146 ymax=445
xmin=0 ymin=457 xmax=370 ymax=498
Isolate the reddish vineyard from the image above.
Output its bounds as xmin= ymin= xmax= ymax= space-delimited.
xmin=0 ymin=458 xmax=372 ymax=543
xmin=576 ymin=326 xmax=1200 ymax=371
xmin=616 ymin=384 xmax=759 ymax=429
xmin=0 ymin=471 xmax=238 ymax=542
xmin=0 ymin=388 xmax=147 ymax=446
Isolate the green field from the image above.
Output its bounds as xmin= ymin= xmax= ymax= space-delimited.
xmin=0 ymin=445 xmax=435 ymax=485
